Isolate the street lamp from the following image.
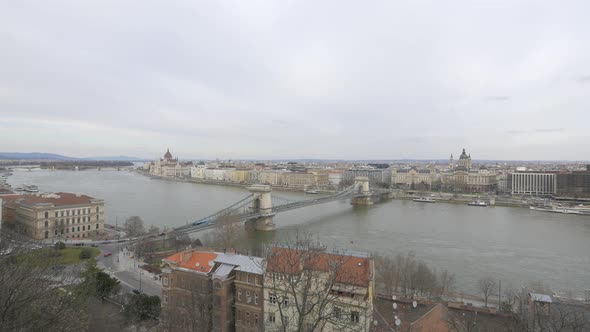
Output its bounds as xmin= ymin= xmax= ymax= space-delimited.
xmin=139 ymin=270 xmax=143 ymax=293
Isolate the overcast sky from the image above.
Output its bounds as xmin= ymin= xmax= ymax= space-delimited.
xmin=1 ymin=1 xmax=589 ymax=160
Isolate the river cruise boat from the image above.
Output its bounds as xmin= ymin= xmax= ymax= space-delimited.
xmin=529 ymin=206 xmax=583 ymax=215
xmin=413 ymin=197 xmax=436 ymax=203
xmin=468 ymin=199 xmax=488 ymax=207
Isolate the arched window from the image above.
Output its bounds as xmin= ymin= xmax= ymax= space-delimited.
xmin=44 ymin=211 xmax=48 ymax=219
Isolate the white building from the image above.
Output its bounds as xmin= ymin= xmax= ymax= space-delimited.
xmin=510 ymin=172 xmax=556 ymax=196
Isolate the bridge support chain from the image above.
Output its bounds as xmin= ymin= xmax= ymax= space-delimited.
xmin=351 ymin=176 xmax=373 ymax=206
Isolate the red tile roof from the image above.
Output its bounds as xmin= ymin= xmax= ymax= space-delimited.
xmin=18 ymin=192 xmax=98 ymax=207
xmin=164 ymin=250 xmax=218 ymax=273
xmin=267 ymin=247 xmax=372 ymax=287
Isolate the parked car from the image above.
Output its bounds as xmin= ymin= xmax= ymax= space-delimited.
xmin=132 ymin=289 xmax=141 ymax=294
xmin=103 ymin=252 xmax=112 ymax=257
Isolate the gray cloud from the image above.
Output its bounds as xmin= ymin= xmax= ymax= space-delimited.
xmin=1 ymin=1 xmax=589 ymax=160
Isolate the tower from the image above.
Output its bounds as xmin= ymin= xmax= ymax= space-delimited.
xmin=449 ymin=154 xmax=454 ymax=170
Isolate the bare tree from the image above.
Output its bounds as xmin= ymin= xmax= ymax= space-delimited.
xmin=478 ymin=276 xmax=497 ymax=307
xmin=124 ymin=216 xmax=145 ymax=237
xmin=147 ymin=224 xmax=160 ymax=234
xmin=263 ymin=233 xmax=373 ymax=332
xmin=0 ymin=231 xmax=89 ymax=331
xmin=159 ymin=272 xmax=211 ymax=331
xmin=213 ymin=214 xmax=241 ymax=250
xmin=532 ymin=302 xmax=589 ymax=332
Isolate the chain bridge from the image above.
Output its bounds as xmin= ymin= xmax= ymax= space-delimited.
xmin=172 ymin=177 xmax=392 ymax=234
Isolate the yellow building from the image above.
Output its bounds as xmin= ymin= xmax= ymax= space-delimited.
xmin=3 ymin=192 xmax=105 ymax=240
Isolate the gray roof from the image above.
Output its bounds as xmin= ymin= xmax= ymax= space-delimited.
xmin=529 ymin=293 xmax=552 ymax=303
xmin=214 ymin=254 xmax=264 ymax=275
xmin=213 ymin=263 xmax=236 ymax=277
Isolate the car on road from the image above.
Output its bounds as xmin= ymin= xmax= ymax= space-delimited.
xmin=132 ymin=289 xmax=141 ymax=294
xmin=103 ymin=252 xmax=112 ymax=257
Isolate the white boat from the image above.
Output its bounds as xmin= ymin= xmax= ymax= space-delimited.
xmin=24 ymin=185 xmax=39 ymax=193
xmin=305 ymin=190 xmax=319 ymax=194
xmin=468 ymin=199 xmax=488 ymax=207
xmin=413 ymin=197 xmax=436 ymax=203
xmin=529 ymin=206 xmax=583 ymax=215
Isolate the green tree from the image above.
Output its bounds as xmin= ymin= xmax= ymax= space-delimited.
xmin=79 ymin=248 xmax=93 ymax=259
xmin=95 ymin=271 xmax=120 ymax=299
xmin=124 ymin=293 xmax=161 ymax=321
xmin=54 ymin=241 xmax=65 ymax=250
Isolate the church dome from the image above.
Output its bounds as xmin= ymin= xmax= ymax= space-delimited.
xmin=164 ymin=148 xmax=173 ymax=160
xmin=459 ymin=148 xmax=469 ymax=160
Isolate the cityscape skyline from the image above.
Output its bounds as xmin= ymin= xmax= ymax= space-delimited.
xmin=2 ymin=1 xmax=589 ymax=160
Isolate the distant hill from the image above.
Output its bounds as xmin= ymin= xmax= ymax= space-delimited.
xmin=0 ymin=152 xmax=143 ymax=161
xmin=0 ymin=152 xmax=75 ymax=160
xmin=81 ymin=156 xmax=145 ymax=161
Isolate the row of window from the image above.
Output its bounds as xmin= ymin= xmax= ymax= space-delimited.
xmin=44 ymin=230 xmax=99 ymax=239
xmin=45 ymin=207 xmax=100 ymax=219
xmin=237 ymin=289 xmax=259 ymax=305
xmin=236 ymin=309 xmax=260 ymax=327
xmin=44 ymin=216 xmax=99 ymax=228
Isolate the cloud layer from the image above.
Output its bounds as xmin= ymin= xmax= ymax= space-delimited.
xmin=1 ymin=1 xmax=589 ymax=160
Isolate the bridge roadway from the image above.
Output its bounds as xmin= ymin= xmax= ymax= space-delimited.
xmin=172 ymin=186 xmax=391 ymax=236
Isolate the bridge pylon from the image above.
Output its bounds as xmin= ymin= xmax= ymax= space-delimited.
xmin=246 ymin=185 xmax=276 ymax=231
xmin=351 ymin=176 xmax=373 ymax=206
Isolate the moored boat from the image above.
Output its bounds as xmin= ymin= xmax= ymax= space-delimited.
xmin=413 ymin=197 xmax=436 ymax=203
xmin=468 ymin=199 xmax=488 ymax=207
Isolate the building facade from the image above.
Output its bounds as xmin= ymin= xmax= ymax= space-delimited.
xmin=2 ymin=192 xmax=105 ymax=240
xmin=263 ymin=248 xmax=375 ymax=332
xmin=509 ymin=172 xmax=557 ymax=196
xmin=162 ymin=250 xmax=264 ymax=332
xmin=556 ymin=166 xmax=590 ymax=198
xmin=149 ymin=148 xmax=191 ymax=178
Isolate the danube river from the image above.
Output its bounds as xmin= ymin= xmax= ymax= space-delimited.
xmin=7 ymin=169 xmax=590 ymax=297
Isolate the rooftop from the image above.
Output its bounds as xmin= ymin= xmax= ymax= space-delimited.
xmin=16 ymin=192 xmax=102 ymax=207
xmin=163 ymin=250 xmax=219 ymax=273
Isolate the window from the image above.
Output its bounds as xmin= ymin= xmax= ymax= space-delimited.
xmin=96 ymin=224 xmax=99 ymax=229
xmin=77 ymin=226 xmax=80 ymax=232
xmin=254 ymin=276 xmax=259 ymax=285
xmin=351 ymin=311 xmax=360 ymax=323
xmin=44 ymin=231 xmax=48 ymax=239
xmin=246 ymin=312 xmax=250 ymax=325
xmin=283 ymin=297 xmax=289 ymax=307
xmin=246 ymin=274 xmax=250 ymax=283
xmin=163 ymin=276 xmax=168 ymax=286
xmin=96 ymin=215 xmax=99 ymax=221
xmin=238 ymin=289 xmax=242 ymax=301
xmin=269 ymin=293 xmax=277 ymax=304
xmin=67 ymin=210 xmax=70 ymax=216
xmin=60 ymin=211 xmax=64 ymax=217
xmin=54 ymin=229 xmax=57 ymax=235
xmin=60 ymin=220 xmax=64 ymax=226
xmin=44 ymin=212 xmax=49 ymax=218
xmin=246 ymin=291 xmax=251 ymax=303
xmin=333 ymin=306 xmax=341 ymax=319
xmin=254 ymin=293 xmax=258 ymax=305
xmin=82 ymin=225 xmax=85 ymax=231
xmin=54 ymin=212 xmax=58 ymax=217
xmin=71 ymin=227 xmax=75 ymax=232
xmin=163 ymin=293 xmax=168 ymax=303
xmin=268 ymin=313 xmax=276 ymax=323
xmin=44 ymin=220 xmax=48 ymax=228
xmin=66 ymin=228 xmax=69 ymax=233
xmin=96 ymin=207 xmax=99 ymax=213
xmin=254 ymin=314 xmax=259 ymax=325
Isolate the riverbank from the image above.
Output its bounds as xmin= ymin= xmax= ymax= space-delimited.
xmin=135 ymin=169 xmax=338 ymax=194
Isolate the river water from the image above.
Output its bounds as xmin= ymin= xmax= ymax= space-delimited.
xmin=7 ymin=169 xmax=590 ymax=297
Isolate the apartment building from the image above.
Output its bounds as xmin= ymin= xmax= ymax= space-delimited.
xmin=2 ymin=192 xmax=104 ymax=240
xmin=162 ymin=249 xmax=264 ymax=332
xmin=263 ymin=248 xmax=375 ymax=332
